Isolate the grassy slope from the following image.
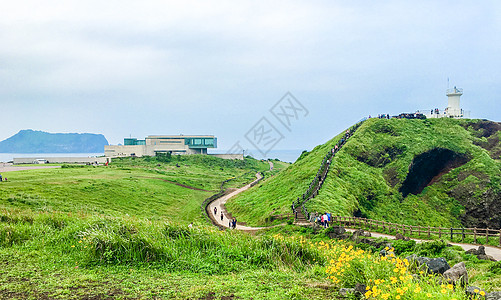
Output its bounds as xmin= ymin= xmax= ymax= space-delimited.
xmin=227 ymin=118 xmax=501 ymax=228
xmin=312 ymin=118 xmax=500 ymax=227
xmin=0 ymin=156 xmax=339 ymax=299
xmin=0 ymin=156 xmax=269 ymax=223
xmin=225 ymin=131 xmax=347 ymax=226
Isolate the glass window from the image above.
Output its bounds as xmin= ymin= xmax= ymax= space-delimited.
xmin=204 ymin=139 xmax=214 ymax=146
xmin=194 ymin=139 xmax=202 ymax=145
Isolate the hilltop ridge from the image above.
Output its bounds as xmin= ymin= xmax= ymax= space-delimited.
xmin=0 ymin=129 xmax=108 ymax=153
xmin=226 ymin=118 xmax=501 ymax=229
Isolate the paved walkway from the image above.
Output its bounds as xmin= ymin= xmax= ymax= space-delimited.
xmin=208 ymin=161 xmax=274 ymax=231
xmin=345 ymin=228 xmax=501 ymax=261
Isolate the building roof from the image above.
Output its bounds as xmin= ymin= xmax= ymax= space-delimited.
xmin=146 ymin=135 xmax=215 ymax=139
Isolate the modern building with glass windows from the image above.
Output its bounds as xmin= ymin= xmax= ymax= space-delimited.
xmin=105 ymin=135 xmax=217 ymax=158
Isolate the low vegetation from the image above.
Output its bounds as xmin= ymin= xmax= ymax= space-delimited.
xmin=227 ymin=118 xmax=501 ymax=229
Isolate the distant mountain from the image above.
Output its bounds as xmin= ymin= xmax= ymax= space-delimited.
xmin=0 ymin=130 xmax=108 ymax=153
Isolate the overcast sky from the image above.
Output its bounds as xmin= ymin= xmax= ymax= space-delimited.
xmin=1 ymin=1 xmax=500 ymax=153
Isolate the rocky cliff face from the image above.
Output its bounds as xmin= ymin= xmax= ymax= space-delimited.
xmin=0 ymin=129 xmax=109 ymax=153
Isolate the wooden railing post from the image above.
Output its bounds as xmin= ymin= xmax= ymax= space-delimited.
xmin=499 ymin=229 xmax=501 ymax=247
xmin=439 ymin=228 xmax=441 ymax=238
xmin=486 ymin=229 xmax=489 ymax=244
xmin=462 ymin=228 xmax=465 ymax=242
xmin=474 ymin=228 xmax=477 ymax=244
xmin=450 ymin=228 xmax=453 ymax=241
xmin=428 ymin=226 xmax=431 ymax=238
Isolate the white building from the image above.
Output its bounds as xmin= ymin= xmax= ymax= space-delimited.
xmin=105 ymin=135 xmax=217 ymax=158
xmin=418 ymin=87 xmax=470 ymax=119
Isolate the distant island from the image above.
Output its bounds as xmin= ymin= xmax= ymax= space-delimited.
xmin=0 ymin=129 xmax=108 ymax=153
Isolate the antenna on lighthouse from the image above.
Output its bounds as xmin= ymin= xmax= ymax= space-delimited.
xmin=447 ymin=77 xmax=450 ymax=89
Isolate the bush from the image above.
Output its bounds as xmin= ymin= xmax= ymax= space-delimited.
xmin=489 ymin=261 xmax=501 ymax=274
xmin=391 ymin=239 xmax=416 ymax=255
xmin=156 ymin=152 xmax=172 ymax=163
xmin=415 ymin=240 xmax=447 ymax=256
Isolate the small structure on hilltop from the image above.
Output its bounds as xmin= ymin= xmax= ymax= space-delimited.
xmin=418 ymin=87 xmax=470 ymax=119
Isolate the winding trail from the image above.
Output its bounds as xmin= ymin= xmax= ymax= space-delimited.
xmin=207 ymin=161 xmax=274 ymax=231
xmin=344 ymin=228 xmax=501 ymax=261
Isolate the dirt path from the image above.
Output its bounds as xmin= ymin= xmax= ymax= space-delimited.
xmin=345 ymin=228 xmax=501 ymax=261
xmin=208 ymin=172 xmax=264 ymax=231
xmin=208 ymin=161 xmax=275 ymax=231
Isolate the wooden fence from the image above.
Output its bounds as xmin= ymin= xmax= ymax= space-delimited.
xmin=331 ymin=216 xmax=501 ymax=247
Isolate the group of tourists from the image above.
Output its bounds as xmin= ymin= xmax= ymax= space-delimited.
xmin=377 ymin=114 xmax=391 ymax=119
xmin=214 ymin=205 xmax=237 ymax=229
xmin=229 ymin=217 xmax=237 ymax=229
xmin=312 ymin=212 xmax=331 ymax=228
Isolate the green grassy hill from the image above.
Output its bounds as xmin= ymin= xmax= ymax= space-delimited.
xmin=0 ymin=155 xmax=269 ymax=223
xmin=0 ymin=156 xmax=340 ymax=299
xmin=1 ymin=140 xmax=501 ymax=299
xmin=227 ymin=118 xmax=501 ymax=228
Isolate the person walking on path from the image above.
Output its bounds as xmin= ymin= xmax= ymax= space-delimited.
xmin=0 ymin=174 xmax=2 ymax=182
xmin=214 ymin=207 xmax=217 ymax=215
xmin=220 ymin=211 xmax=224 ymax=221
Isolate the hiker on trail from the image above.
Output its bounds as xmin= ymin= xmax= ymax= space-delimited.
xmin=334 ymin=144 xmax=338 ymax=151
xmin=214 ymin=207 xmax=217 ymax=215
xmin=232 ymin=218 xmax=237 ymax=229
xmin=0 ymin=174 xmax=2 ymax=182
xmin=220 ymin=211 xmax=224 ymax=221
xmin=188 ymin=222 xmax=193 ymax=228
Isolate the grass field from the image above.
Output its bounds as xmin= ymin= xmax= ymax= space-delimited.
xmin=1 ymin=154 xmax=500 ymax=299
xmin=0 ymin=156 xmax=270 ymax=223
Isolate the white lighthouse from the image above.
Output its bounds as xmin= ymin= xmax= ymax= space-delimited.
xmin=416 ymin=86 xmax=470 ymax=119
xmin=445 ymin=86 xmax=463 ymax=118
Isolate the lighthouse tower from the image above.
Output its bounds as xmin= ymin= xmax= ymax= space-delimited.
xmin=446 ymin=86 xmax=463 ymax=118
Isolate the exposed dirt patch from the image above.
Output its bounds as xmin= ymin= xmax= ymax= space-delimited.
xmin=198 ymin=292 xmax=239 ymax=300
xmin=465 ymin=120 xmax=501 ymax=159
xmin=457 ymin=170 xmax=489 ymax=182
xmin=400 ymin=148 xmax=471 ymax=197
xmin=371 ymin=121 xmax=399 ymax=136
xmin=356 ymin=145 xmax=405 ymax=168
xmin=450 ymin=185 xmax=501 ymax=229
xmin=464 ymin=120 xmax=501 ymax=138
xmin=383 ymin=166 xmax=400 ymax=187
xmin=141 ymin=176 xmax=210 ymax=192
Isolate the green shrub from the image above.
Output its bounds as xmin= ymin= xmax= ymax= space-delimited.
xmin=391 ymin=239 xmax=416 ymax=255
xmin=489 ymin=261 xmax=501 ymax=274
xmin=415 ymin=240 xmax=447 ymax=256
